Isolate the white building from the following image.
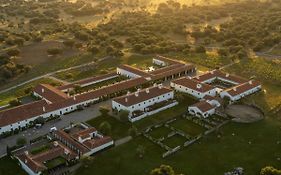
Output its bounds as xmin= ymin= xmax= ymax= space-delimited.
xmin=220 ymin=80 xmax=262 ymax=101
xmin=112 ymin=85 xmax=174 ymax=114
xmin=188 ymin=100 xmax=217 ymax=118
xmin=117 ymin=64 xmax=151 ymax=80
xmin=171 ymin=77 xmax=217 ymax=99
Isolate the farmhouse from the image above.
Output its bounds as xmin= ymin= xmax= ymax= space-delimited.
xmin=112 ymin=85 xmax=176 ymax=122
xmin=112 ymin=85 xmax=174 ymax=113
xmin=220 ymin=80 xmax=262 ymax=101
xmin=53 ymin=123 xmax=114 ymax=157
xmin=0 ymin=56 xmax=195 ymax=134
xmin=188 ymin=100 xmax=217 ymax=118
xmin=16 ymin=141 xmax=78 ymax=175
xmin=171 ymin=77 xmax=217 ymax=99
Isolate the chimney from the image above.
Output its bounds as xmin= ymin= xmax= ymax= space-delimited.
xmin=158 ymin=83 xmax=163 ymax=89
xmin=188 ymin=76 xmax=192 ymax=79
xmin=146 ymin=88 xmax=149 ymax=93
xmin=137 ymin=88 xmax=141 ymax=92
xmin=54 ymin=141 xmax=58 ymax=147
xmin=42 ymin=88 xmax=45 ymax=93
xmin=249 ymin=80 xmax=253 ymax=84
xmin=226 ymin=74 xmax=229 ymax=77
xmin=153 ymin=83 xmax=157 ymax=87
xmin=127 ymin=91 xmax=130 ymax=96
xmin=196 ymin=84 xmax=202 ymax=89
xmin=125 ymin=98 xmax=128 ymax=103
xmin=73 ymin=96 xmax=76 ymax=100
xmin=210 ymin=70 xmax=214 ymax=74
xmin=135 ymin=92 xmax=139 ymax=97
xmin=233 ymin=87 xmax=237 ymax=91
xmin=43 ymin=106 xmax=46 ymax=112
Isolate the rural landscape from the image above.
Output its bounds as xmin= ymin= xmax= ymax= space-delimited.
xmin=0 ymin=0 xmax=281 ymax=175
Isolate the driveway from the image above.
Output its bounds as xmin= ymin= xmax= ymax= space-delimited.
xmin=0 ymin=100 xmax=111 ymax=157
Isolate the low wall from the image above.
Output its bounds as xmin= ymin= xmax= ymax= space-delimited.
xmin=129 ymin=101 xmax=179 ymax=122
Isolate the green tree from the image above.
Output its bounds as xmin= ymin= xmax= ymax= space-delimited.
xmin=16 ymin=137 xmax=27 ymax=146
xmin=150 ymin=165 xmax=181 ymax=175
xmin=118 ymin=110 xmax=129 ymax=122
xmin=128 ymin=126 xmax=138 ymax=137
xmin=47 ymin=48 xmax=62 ymax=56
xmin=99 ymin=121 xmax=111 ymax=135
xmin=6 ymin=49 xmax=20 ymax=57
xmin=260 ymin=166 xmax=281 ymax=175
xmin=9 ymin=99 xmax=21 ymax=107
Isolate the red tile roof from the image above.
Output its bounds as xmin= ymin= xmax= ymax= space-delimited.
xmin=172 ymin=77 xmax=215 ymax=93
xmin=190 ymin=101 xmax=215 ymax=113
xmin=118 ymin=64 xmax=151 ymax=78
xmin=83 ymin=136 xmax=112 ymax=150
xmin=194 ymin=69 xmax=247 ymax=84
xmin=34 ymin=84 xmax=69 ymax=102
xmin=113 ymin=86 xmax=173 ymax=107
xmin=71 ymin=127 xmax=97 ymax=140
xmin=0 ymin=100 xmax=48 ymax=127
xmin=225 ymin=80 xmax=261 ymax=96
xmin=58 ymin=73 xmax=117 ymax=91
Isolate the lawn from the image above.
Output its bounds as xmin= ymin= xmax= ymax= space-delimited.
xmin=45 ymin=157 xmax=66 ymax=169
xmin=149 ymin=126 xmax=172 ymax=139
xmin=162 ymin=134 xmax=187 ymax=148
xmin=170 ymin=118 xmax=206 ymax=137
xmin=76 ymin=118 xmax=281 ymax=175
xmin=86 ymin=114 xmax=132 ymax=140
xmin=30 ymin=144 xmax=51 ymax=155
xmin=0 ymin=156 xmax=27 ymax=175
xmin=132 ymin=93 xmax=197 ymax=131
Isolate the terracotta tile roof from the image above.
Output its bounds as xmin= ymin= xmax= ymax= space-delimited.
xmin=54 ymin=130 xmax=89 ymax=154
xmin=194 ymin=70 xmax=247 ymax=84
xmin=151 ymin=64 xmax=195 ymax=80
xmin=34 ymin=84 xmax=69 ymax=102
xmin=113 ymin=86 xmax=173 ymax=107
xmin=150 ymin=64 xmax=182 ymax=75
xmin=16 ymin=142 xmax=77 ymax=173
xmin=190 ymin=100 xmax=215 ymax=113
xmin=17 ymin=153 xmax=46 ymax=173
xmin=0 ymin=100 xmax=48 ymax=127
xmin=58 ymin=72 xmax=117 ymax=90
xmin=83 ymin=136 xmax=112 ymax=150
xmin=118 ymin=64 xmax=151 ymax=78
xmin=71 ymin=127 xmax=97 ymax=140
xmin=172 ymin=77 xmax=215 ymax=93
xmin=225 ymin=80 xmax=261 ymax=96
xmin=75 ymin=77 xmax=148 ymax=102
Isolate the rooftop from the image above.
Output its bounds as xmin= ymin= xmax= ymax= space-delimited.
xmin=113 ymin=85 xmax=173 ymax=107
xmin=172 ymin=77 xmax=215 ymax=93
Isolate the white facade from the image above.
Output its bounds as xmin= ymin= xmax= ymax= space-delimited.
xmin=188 ymin=105 xmax=216 ymax=118
xmin=0 ymin=97 xmax=100 ymax=135
xmin=152 ymin=58 xmax=167 ymax=66
xmin=112 ymin=91 xmax=174 ymax=113
xmin=220 ymin=85 xmax=261 ymax=101
xmin=170 ymin=82 xmax=217 ymax=99
xmin=17 ymin=158 xmax=41 ymax=175
xmin=116 ymin=67 xmax=141 ymax=79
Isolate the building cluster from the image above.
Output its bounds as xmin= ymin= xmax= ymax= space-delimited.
xmin=0 ymin=55 xmax=263 ymax=175
xmin=0 ymin=56 xmax=196 ymax=134
xmin=16 ymin=123 xmax=113 ymax=175
xmin=171 ymin=69 xmax=261 ymax=118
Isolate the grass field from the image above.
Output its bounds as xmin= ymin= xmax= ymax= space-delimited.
xmin=149 ymin=126 xmax=172 ymax=139
xmin=170 ymin=118 xmax=206 ymax=137
xmin=0 ymin=156 xmax=26 ymax=175
xmin=76 ymin=118 xmax=281 ymax=175
xmin=86 ymin=114 xmax=131 ymax=140
xmin=162 ymin=134 xmax=187 ymax=148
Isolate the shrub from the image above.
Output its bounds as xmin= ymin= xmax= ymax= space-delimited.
xmin=99 ymin=121 xmax=111 ymax=135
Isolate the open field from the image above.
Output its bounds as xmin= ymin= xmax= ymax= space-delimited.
xmin=16 ymin=41 xmax=81 ymax=65
xmin=76 ymin=118 xmax=281 ymax=175
xmin=149 ymin=126 xmax=172 ymax=139
xmin=162 ymin=134 xmax=187 ymax=148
